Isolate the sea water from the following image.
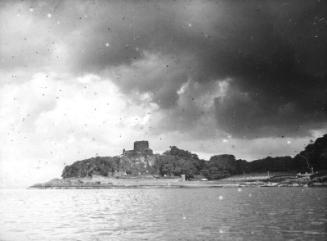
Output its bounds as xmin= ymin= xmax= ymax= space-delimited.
xmin=0 ymin=188 xmax=326 ymax=241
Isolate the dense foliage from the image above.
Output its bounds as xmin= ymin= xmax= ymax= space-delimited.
xmin=62 ymin=156 xmax=121 ymax=178
xmin=246 ymin=156 xmax=296 ymax=172
xmin=294 ymin=134 xmax=327 ymax=171
xmin=155 ymin=146 xmax=205 ymax=179
xmin=201 ymin=155 xmax=239 ymax=180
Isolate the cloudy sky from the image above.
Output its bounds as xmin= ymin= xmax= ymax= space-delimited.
xmin=1 ymin=0 xmax=326 ymax=187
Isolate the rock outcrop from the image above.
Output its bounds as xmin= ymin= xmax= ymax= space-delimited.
xmin=62 ymin=141 xmax=157 ymax=178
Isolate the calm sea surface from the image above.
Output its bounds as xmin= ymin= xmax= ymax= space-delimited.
xmin=0 ymin=188 xmax=326 ymax=241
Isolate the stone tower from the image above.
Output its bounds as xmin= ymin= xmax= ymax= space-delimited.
xmin=134 ymin=141 xmax=149 ymax=153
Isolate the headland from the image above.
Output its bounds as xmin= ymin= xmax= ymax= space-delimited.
xmin=31 ymin=135 xmax=327 ymax=189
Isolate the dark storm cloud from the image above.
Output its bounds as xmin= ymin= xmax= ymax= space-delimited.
xmin=2 ymin=0 xmax=327 ymax=138
xmin=210 ymin=1 xmax=327 ymax=137
xmin=105 ymin=0 xmax=326 ymax=138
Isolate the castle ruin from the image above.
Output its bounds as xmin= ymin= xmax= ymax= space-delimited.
xmin=121 ymin=140 xmax=155 ymax=175
xmin=123 ymin=140 xmax=153 ymax=157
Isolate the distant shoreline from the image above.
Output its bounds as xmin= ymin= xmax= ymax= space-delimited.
xmin=30 ymin=173 xmax=327 ymax=189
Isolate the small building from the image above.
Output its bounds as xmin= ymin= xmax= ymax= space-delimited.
xmin=181 ymin=174 xmax=186 ymax=182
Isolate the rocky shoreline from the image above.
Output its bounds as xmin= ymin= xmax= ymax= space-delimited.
xmin=30 ymin=173 xmax=327 ymax=189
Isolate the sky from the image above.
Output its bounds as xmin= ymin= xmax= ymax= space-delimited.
xmin=0 ymin=0 xmax=326 ymax=187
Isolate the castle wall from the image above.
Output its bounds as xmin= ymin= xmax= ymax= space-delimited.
xmin=134 ymin=141 xmax=149 ymax=153
xmin=120 ymin=140 xmax=156 ymax=175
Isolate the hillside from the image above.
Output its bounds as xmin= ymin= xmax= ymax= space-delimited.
xmin=61 ymin=135 xmax=327 ymax=180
